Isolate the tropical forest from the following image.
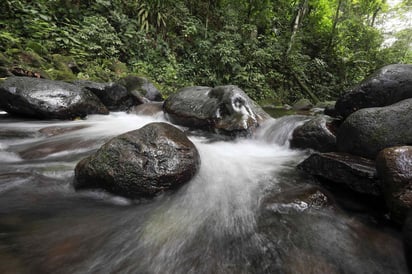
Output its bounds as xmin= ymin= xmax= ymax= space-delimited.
xmin=1 ymin=0 xmax=411 ymax=103
xmin=1 ymin=1 xmax=412 ymax=273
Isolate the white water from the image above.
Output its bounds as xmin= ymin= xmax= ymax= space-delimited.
xmin=0 ymin=112 xmax=407 ymax=273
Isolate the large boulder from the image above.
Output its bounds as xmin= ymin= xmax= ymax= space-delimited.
xmin=290 ymin=115 xmax=337 ymax=152
xmin=334 ymin=64 xmax=412 ymax=118
xmin=73 ymin=80 xmax=138 ymax=111
xmin=376 ymin=146 xmax=412 ymax=224
xmin=337 ymin=98 xmax=412 ymax=159
xmin=163 ymin=85 xmax=271 ymax=136
xmin=0 ymin=77 xmax=108 ymax=119
xmin=74 ymin=122 xmax=200 ymax=198
xmin=117 ymin=75 xmax=163 ymax=102
xmin=297 ymin=152 xmax=381 ymax=196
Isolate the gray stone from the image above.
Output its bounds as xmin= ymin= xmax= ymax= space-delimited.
xmin=0 ymin=77 xmax=108 ymax=119
xmin=117 ymin=75 xmax=163 ymax=102
xmin=334 ymin=64 xmax=412 ymax=118
xmin=376 ymin=146 xmax=412 ymax=224
xmin=298 ymin=152 xmax=381 ymax=196
xmin=337 ymin=98 xmax=412 ymax=159
xmin=290 ymin=115 xmax=337 ymax=152
xmin=74 ymin=122 xmax=200 ymax=198
xmin=73 ymin=80 xmax=138 ymax=111
xmin=163 ymin=85 xmax=270 ymax=136
xmin=292 ymin=98 xmax=313 ymax=111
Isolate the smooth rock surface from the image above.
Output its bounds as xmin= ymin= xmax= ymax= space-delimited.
xmin=337 ymin=98 xmax=412 ymax=159
xmin=117 ymin=75 xmax=163 ymax=102
xmin=298 ymin=152 xmax=381 ymax=196
xmin=376 ymin=146 xmax=412 ymax=224
xmin=73 ymin=80 xmax=138 ymax=111
xmin=0 ymin=77 xmax=108 ymax=119
xmin=164 ymin=85 xmax=270 ymax=136
xmin=74 ymin=122 xmax=200 ymax=198
xmin=290 ymin=115 xmax=337 ymax=152
xmin=334 ymin=64 xmax=412 ymax=118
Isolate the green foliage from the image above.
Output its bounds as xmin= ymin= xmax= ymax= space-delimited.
xmin=0 ymin=0 xmax=410 ymax=103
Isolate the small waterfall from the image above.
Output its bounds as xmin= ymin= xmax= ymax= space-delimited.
xmin=254 ymin=115 xmax=309 ymax=146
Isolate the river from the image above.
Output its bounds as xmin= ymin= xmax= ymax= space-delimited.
xmin=0 ymin=111 xmax=407 ymax=273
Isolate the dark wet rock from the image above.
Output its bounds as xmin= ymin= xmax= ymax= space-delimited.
xmin=74 ymin=122 xmax=200 ymax=198
xmin=376 ymin=146 xmax=412 ymax=224
xmin=404 ymin=211 xmax=412 ymax=272
xmin=298 ymin=152 xmax=381 ymax=196
xmin=290 ymin=115 xmax=337 ymax=152
xmin=117 ymin=75 xmax=163 ymax=102
xmin=324 ymin=105 xmax=338 ymax=117
xmin=0 ymin=77 xmax=108 ymax=119
xmin=263 ymin=185 xmax=334 ymax=212
xmin=292 ymin=99 xmax=313 ymax=111
xmin=128 ymin=102 xmax=163 ymax=116
xmin=163 ymin=85 xmax=270 ymax=136
xmin=73 ymin=80 xmax=139 ymax=111
xmin=334 ymin=64 xmax=412 ymax=118
xmin=337 ymin=98 xmax=412 ymax=159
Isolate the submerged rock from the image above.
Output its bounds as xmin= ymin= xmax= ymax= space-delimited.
xmin=0 ymin=77 xmax=108 ymax=119
xmin=298 ymin=152 xmax=381 ymax=196
xmin=334 ymin=64 xmax=412 ymax=118
xmin=74 ymin=122 xmax=200 ymax=198
xmin=337 ymin=98 xmax=412 ymax=159
xmin=376 ymin=146 xmax=412 ymax=224
xmin=73 ymin=80 xmax=138 ymax=111
xmin=163 ymin=85 xmax=270 ymax=136
xmin=290 ymin=115 xmax=337 ymax=152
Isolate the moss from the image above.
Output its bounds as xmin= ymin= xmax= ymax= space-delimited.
xmin=17 ymin=51 xmax=45 ymax=68
xmin=110 ymin=60 xmax=128 ymax=78
xmin=25 ymin=41 xmax=49 ymax=56
xmin=0 ymin=53 xmax=11 ymax=66
xmin=49 ymin=54 xmax=77 ymax=80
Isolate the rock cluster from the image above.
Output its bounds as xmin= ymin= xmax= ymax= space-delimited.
xmin=294 ymin=64 xmax=412 ymax=226
xmin=0 ymin=75 xmax=162 ymax=119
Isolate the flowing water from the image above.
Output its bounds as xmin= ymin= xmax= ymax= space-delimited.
xmin=0 ymin=111 xmax=407 ymax=274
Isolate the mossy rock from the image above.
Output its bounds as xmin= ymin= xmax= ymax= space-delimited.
xmin=110 ymin=61 xmax=128 ymax=77
xmin=50 ymin=54 xmax=77 ymax=81
xmin=293 ymin=98 xmax=313 ymax=110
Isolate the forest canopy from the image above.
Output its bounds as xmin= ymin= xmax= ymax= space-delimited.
xmin=0 ymin=0 xmax=411 ymax=103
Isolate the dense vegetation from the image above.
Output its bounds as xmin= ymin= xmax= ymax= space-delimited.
xmin=0 ymin=0 xmax=411 ymax=103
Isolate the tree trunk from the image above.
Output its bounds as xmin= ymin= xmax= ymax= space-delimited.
xmin=285 ymin=0 xmax=309 ymax=58
xmin=327 ymin=0 xmax=343 ymax=52
xmin=370 ymin=7 xmax=381 ymax=27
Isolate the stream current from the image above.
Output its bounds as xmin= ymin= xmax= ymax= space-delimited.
xmin=0 ymin=111 xmax=407 ymax=273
